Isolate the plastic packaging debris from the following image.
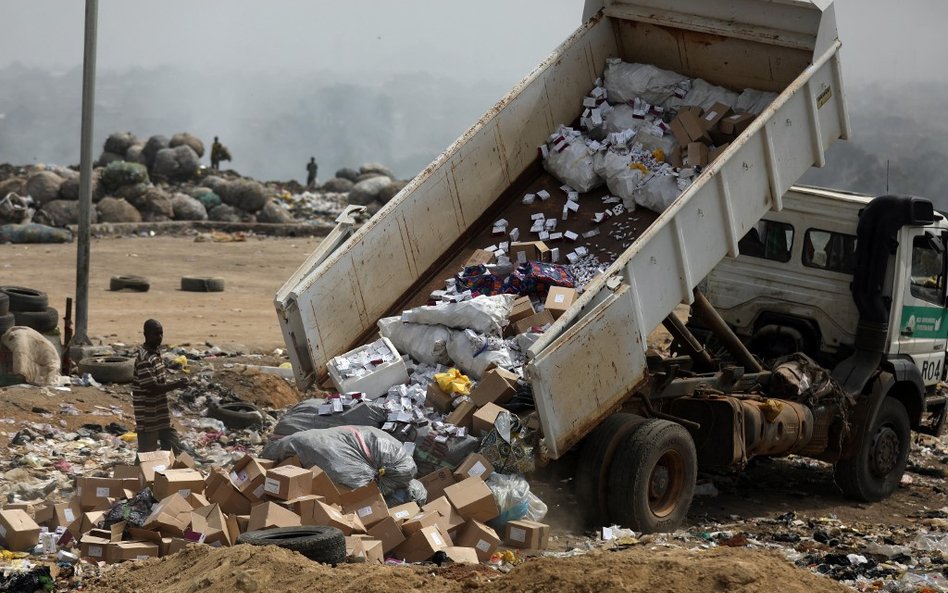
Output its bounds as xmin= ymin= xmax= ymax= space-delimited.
xmin=103 ymin=488 xmax=157 ymax=529
xmin=485 ymin=472 xmax=548 ymax=529
xmin=631 ymin=173 xmax=680 ymax=213
xmin=434 ymin=368 xmax=472 ymax=396
xmin=542 ymin=126 xmax=603 ymax=193
xmin=736 ymin=88 xmax=780 ymax=115
xmin=272 ymin=397 xmax=387 ymax=437
xmin=479 ymin=411 xmax=536 ymax=474
xmin=261 ymin=425 xmax=417 ymax=496
xmin=603 ymin=59 xmax=689 ymax=105
xmin=446 ymin=330 xmax=516 ymax=380
xmin=401 ymin=294 xmax=516 ymax=336
xmin=378 ymin=317 xmax=451 ymax=366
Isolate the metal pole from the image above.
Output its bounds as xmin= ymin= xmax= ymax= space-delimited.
xmin=74 ymin=0 xmax=99 ymax=346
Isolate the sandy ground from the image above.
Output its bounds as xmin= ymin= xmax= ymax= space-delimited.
xmin=1 ymin=235 xmax=321 ymax=351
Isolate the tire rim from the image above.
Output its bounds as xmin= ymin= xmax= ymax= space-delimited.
xmin=869 ymin=424 xmax=900 ymax=477
xmin=648 ymin=450 xmax=686 ymax=518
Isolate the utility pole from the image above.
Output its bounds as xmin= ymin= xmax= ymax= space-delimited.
xmin=74 ymin=0 xmax=99 ymax=346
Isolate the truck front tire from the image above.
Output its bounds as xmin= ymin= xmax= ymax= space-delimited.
xmin=834 ymin=397 xmax=911 ymax=502
xmin=606 ymin=419 xmax=697 ymax=533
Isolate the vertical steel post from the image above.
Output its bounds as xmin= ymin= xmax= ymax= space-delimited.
xmin=74 ymin=0 xmax=99 ymax=345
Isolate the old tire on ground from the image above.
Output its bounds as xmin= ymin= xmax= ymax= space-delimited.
xmin=574 ymin=413 xmax=647 ymax=527
xmin=834 ymin=397 xmax=911 ymax=502
xmin=606 ymin=419 xmax=697 ymax=533
xmin=0 ymin=286 xmax=48 ymax=312
xmin=12 ymin=307 xmax=59 ymax=333
xmin=0 ymin=292 xmax=8 ymax=316
xmin=237 ymin=526 xmax=346 ymax=564
xmin=110 ymin=275 xmax=150 ymax=292
xmin=208 ymin=400 xmax=264 ymax=429
xmin=78 ymin=356 xmax=136 ymax=384
xmin=180 ymin=276 xmax=225 ymax=292
xmin=0 ymin=313 xmax=14 ymax=336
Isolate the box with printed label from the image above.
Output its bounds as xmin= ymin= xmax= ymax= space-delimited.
xmin=443 ymin=546 xmax=480 ymax=564
xmin=544 ymin=286 xmax=577 ymax=319
xmin=444 ymin=400 xmax=475 ymax=431
xmin=75 ymin=477 xmax=125 ymax=511
xmin=504 ymin=519 xmax=550 ymax=549
xmin=452 ymin=453 xmax=494 ymax=482
xmin=719 ymin=112 xmax=755 ymax=136
xmin=470 ymin=368 xmax=519 ymax=407
xmin=346 ymin=536 xmax=384 ymax=564
xmin=312 ymin=501 xmax=365 ymax=535
xmin=678 ymin=109 xmax=712 ymax=143
xmin=189 ymin=504 xmax=237 ymax=547
xmin=67 ymin=510 xmax=106 ymax=540
xmin=229 ymin=455 xmax=267 ymax=497
xmin=281 ymin=495 xmax=323 ymax=524
xmin=264 ymin=466 xmax=312 ymax=501
xmin=248 ymin=502 xmax=301 ymax=532
xmin=506 ymin=296 xmax=536 ymax=325
xmin=339 ymin=483 xmax=388 ymax=528
xmin=513 ymin=310 xmax=555 ymax=335
xmin=105 ymin=541 xmax=160 ymax=564
xmin=392 ymin=525 xmax=451 ymax=563
xmin=0 ymin=509 xmax=40 ymax=552
xmin=79 ymin=533 xmax=111 ymax=561
xmin=137 ymin=450 xmax=175 ymax=484
xmin=388 ymin=502 xmax=420 ymax=526
xmin=425 ymin=382 xmax=458 ymax=413
xmin=205 ymin=469 xmax=252 ymax=516
xmin=142 ymin=494 xmax=193 ymax=537
xmin=444 ymin=478 xmax=499 ymax=523
xmin=111 ymin=464 xmax=144 ymax=490
xmin=419 ymin=469 xmax=456 ymax=501
xmin=366 ymin=516 xmax=405 ymax=553
xmin=464 ymin=249 xmax=496 ymax=268
xmin=400 ymin=510 xmax=442 ymax=536
xmin=509 ymin=241 xmax=549 ymax=264
xmin=43 ymin=501 xmax=81 ymax=530
xmin=701 ymin=102 xmax=732 ymax=131
xmin=153 ymin=469 xmax=205 ymax=501
xmin=310 ymin=466 xmax=341 ymax=504
xmin=472 ymin=403 xmax=505 ymax=438
xmin=456 ymin=519 xmax=500 ymax=561
xmin=421 ymin=496 xmax=465 ymax=535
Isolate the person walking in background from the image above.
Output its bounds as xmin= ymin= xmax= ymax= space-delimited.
xmin=210 ymin=137 xmax=231 ymax=170
xmin=133 ymin=319 xmax=189 ymax=454
xmin=306 ymin=157 xmax=318 ymax=188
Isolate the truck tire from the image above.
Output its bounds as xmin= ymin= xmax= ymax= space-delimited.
xmin=834 ymin=397 xmax=911 ymax=502
xmin=208 ymin=400 xmax=264 ymax=429
xmin=237 ymin=526 xmax=346 ymax=565
xmin=12 ymin=307 xmax=59 ymax=333
xmin=0 ymin=313 xmax=14 ymax=336
xmin=77 ymin=356 xmax=136 ymax=384
xmin=0 ymin=292 xmax=8 ymax=316
xmin=606 ymin=419 xmax=697 ymax=533
xmin=180 ymin=276 xmax=225 ymax=292
xmin=574 ymin=413 xmax=647 ymax=527
xmin=0 ymin=286 xmax=48 ymax=312
xmin=110 ymin=275 xmax=150 ymax=292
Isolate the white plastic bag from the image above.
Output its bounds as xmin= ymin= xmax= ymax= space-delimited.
xmin=736 ymin=88 xmax=778 ymax=114
xmin=593 ymin=148 xmax=632 ymax=179
xmin=446 ymin=330 xmax=515 ymax=379
xmin=378 ymin=317 xmax=451 ymax=365
xmin=1 ymin=326 xmax=59 ymax=386
xmin=633 ymin=173 xmax=681 ymax=213
xmin=632 ymin=128 xmax=679 ymax=157
xmin=485 ymin=473 xmax=548 ymax=527
xmin=602 ymin=104 xmax=652 ymax=136
xmin=543 ymin=133 xmax=603 ymax=193
xmin=400 ymin=294 xmax=515 ymax=336
xmin=665 ymin=78 xmax=739 ymax=111
xmin=603 ymin=59 xmax=689 ymax=105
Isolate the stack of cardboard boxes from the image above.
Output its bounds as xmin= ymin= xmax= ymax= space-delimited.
xmin=668 ymin=103 xmax=756 ymax=168
xmin=426 ymin=365 xmax=522 ymax=437
xmin=0 ymin=447 xmax=550 ymax=565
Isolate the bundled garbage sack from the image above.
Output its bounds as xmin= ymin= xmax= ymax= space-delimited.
xmin=603 ymin=59 xmax=689 ymax=105
xmin=446 ymin=330 xmax=516 ymax=380
xmin=401 ymin=294 xmax=515 ymax=336
xmin=632 ymin=172 xmax=681 ymax=213
xmin=261 ymin=425 xmax=417 ymax=496
xmin=542 ymin=126 xmax=603 ymax=193
xmin=378 ymin=317 xmax=451 ymax=366
xmin=486 ymin=473 xmax=548 ymax=529
xmin=1 ymin=326 xmax=60 ymax=386
xmin=412 ymin=426 xmax=480 ymax=476
xmin=667 ymin=78 xmax=739 ymax=111
xmin=0 ymin=223 xmax=72 ymax=244
xmin=272 ymin=397 xmax=387 ymax=437
xmin=103 ymin=488 xmax=157 ymax=529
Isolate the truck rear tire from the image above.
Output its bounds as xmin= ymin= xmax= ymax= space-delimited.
xmin=574 ymin=413 xmax=646 ymax=527
xmin=606 ymin=419 xmax=697 ymax=533
xmin=834 ymin=397 xmax=910 ymax=502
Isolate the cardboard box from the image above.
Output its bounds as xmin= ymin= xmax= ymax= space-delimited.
xmin=67 ymin=510 xmax=106 ymax=540
xmin=419 ymin=469 xmax=457 ymax=501
xmin=310 ymin=466 xmax=341 ymax=504
xmin=452 ymin=453 xmax=495 ymax=482
xmin=79 ymin=532 xmax=111 ymax=561
xmin=112 ymin=464 xmax=144 ymax=491
xmin=346 ymin=536 xmax=384 ymax=564
xmin=4 ymin=500 xmax=43 ymax=519
xmin=0 ymin=509 xmax=40 ymax=552
xmin=426 ymin=383 xmax=457 ymax=413
xmin=719 ymin=112 xmax=754 ymax=136
xmin=282 ymin=495 xmax=323 ymax=523
xmin=137 ymin=450 xmax=175 ymax=484
xmin=229 ymin=456 xmax=267 ymax=498
xmin=667 ymin=145 xmax=683 ymax=168
xmin=701 ymin=102 xmax=732 ymax=130
xmin=709 ymin=143 xmax=730 ymax=164
xmin=185 ymin=492 xmax=211 ymax=510
xmin=456 ymin=519 xmax=501 ymax=561
xmin=544 ymin=286 xmax=577 ymax=319
xmin=276 ymin=455 xmax=302 ymax=468
xmin=401 ymin=510 xmax=442 ymax=536
xmin=106 ymin=541 xmax=160 ymax=564
xmin=685 ymin=142 xmax=709 ymax=167
xmin=172 ymin=451 xmax=197 ymax=470
xmin=42 ymin=501 xmax=81 ymax=530
xmin=470 ymin=368 xmax=519 ymax=407
xmin=509 ymin=241 xmax=549 ymax=264
xmin=392 ymin=525 xmax=451 ymax=563
xmin=264 ymin=466 xmax=313 ymax=501
xmin=444 ymin=400 xmax=475 ymax=430
xmin=235 ymin=515 xmax=250 ymax=534
xmin=366 ymin=516 xmax=405 ymax=553
xmin=339 ymin=483 xmax=388 ymax=528
xmin=514 ymin=310 xmax=555 ymax=335
xmin=506 ymin=297 xmax=536 ymax=325
xmin=444 ymin=478 xmax=498 ymax=523
xmin=422 ymin=496 xmax=465 ymax=534
xmin=504 ymin=519 xmax=550 ymax=550
xmin=388 ymin=502 xmax=420 ymax=526
xmin=669 ymin=116 xmax=691 ymax=146
xmin=189 ymin=504 xmax=238 ymax=546
xmin=165 ymin=537 xmax=189 ymax=556
xmin=248 ymin=502 xmax=301 ymax=532
xmin=153 ymin=469 xmax=205 ymax=501
xmin=464 ymin=249 xmax=496 ymax=268
xmin=142 ymin=494 xmax=193 ymax=537
xmin=75 ymin=477 xmax=125 ymax=511
xmin=472 ymin=403 xmax=504 ymax=438
xmin=678 ymin=110 xmax=712 ymax=143
xmin=443 ymin=546 xmax=480 ymax=565
xmin=205 ymin=470 xmax=253 ymax=516
xmin=312 ymin=501 xmax=365 ymax=536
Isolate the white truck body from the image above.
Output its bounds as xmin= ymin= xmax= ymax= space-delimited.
xmin=276 ymin=0 xmax=850 ymax=460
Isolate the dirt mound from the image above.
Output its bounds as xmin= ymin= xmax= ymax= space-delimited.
xmin=87 ymin=543 xmax=851 ymax=593
xmin=214 ymin=370 xmax=301 ymax=408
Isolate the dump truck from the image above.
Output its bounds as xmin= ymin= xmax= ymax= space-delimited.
xmin=275 ymin=0 xmax=948 ymax=533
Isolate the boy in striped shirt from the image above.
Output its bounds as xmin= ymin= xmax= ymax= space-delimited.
xmin=133 ymin=319 xmax=189 ymax=453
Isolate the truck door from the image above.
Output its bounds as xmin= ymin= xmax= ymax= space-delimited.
xmin=896 ymin=228 xmax=948 ymax=386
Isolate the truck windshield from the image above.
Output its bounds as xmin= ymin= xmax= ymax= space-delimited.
xmin=738 ymin=220 xmax=794 ymax=263
xmin=910 ymin=235 xmax=946 ymax=304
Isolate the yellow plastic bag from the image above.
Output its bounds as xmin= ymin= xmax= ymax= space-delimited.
xmin=120 ymin=432 xmax=138 ymax=442
xmin=434 ymin=368 xmax=472 ymax=395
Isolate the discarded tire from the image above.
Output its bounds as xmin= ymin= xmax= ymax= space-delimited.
xmin=208 ymin=401 xmax=264 ymax=429
xmin=834 ymin=397 xmax=911 ymax=502
xmin=12 ymin=307 xmax=59 ymax=334
xmin=0 ymin=286 xmax=49 ymax=313
xmin=77 ymin=356 xmax=136 ymax=384
xmin=0 ymin=292 xmax=8 ymax=316
xmin=181 ymin=277 xmax=225 ymax=292
xmin=0 ymin=313 xmax=14 ymax=336
xmin=606 ymin=419 xmax=697 ymax=533
xmin=237 ymin=526 xmax=346 ymax=565
xmin=110 ymin=275 xmax=150 ymax=292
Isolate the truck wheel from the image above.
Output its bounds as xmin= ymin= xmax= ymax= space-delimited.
xmin=606 ymin=419 xmax=697 ymax=533
xmin=574 ymin=413 xmax=646 ymax=527
xmin=237 ymin=526 xmax=346 ymax=565
xmin=834 ymin=397 xmax=910 ymax=502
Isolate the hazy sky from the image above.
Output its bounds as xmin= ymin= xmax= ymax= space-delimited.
xmin=0 ymin=0 xmax=944 ymax=87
